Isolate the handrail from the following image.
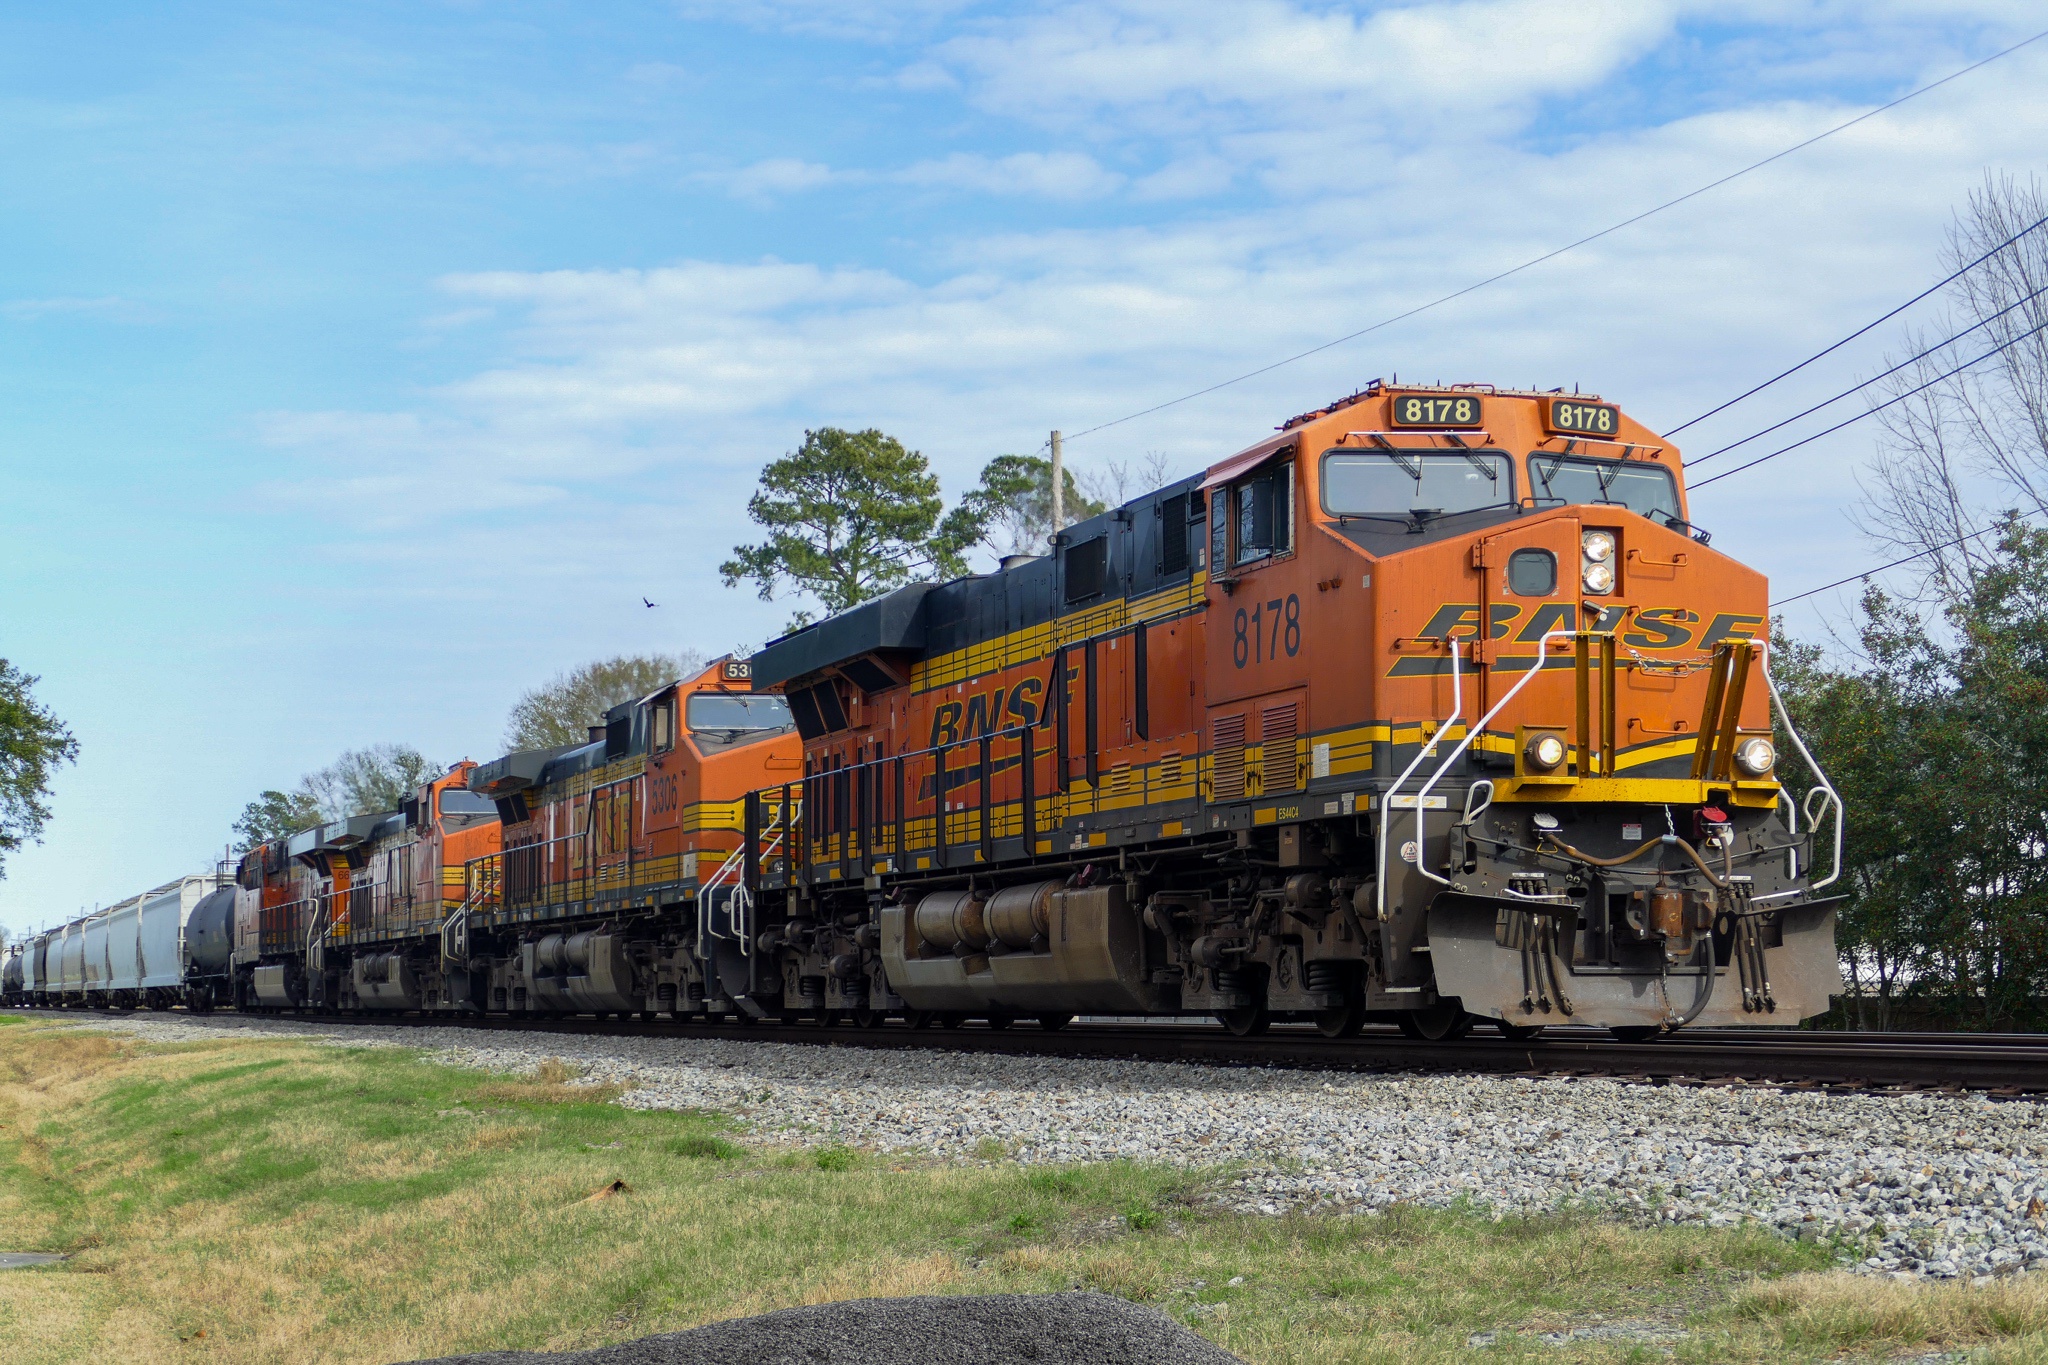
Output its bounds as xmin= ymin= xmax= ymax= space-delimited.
xmin=1376 ymin=637 xmax=1462 ymax=922
xmin=1757 ymin=638 xmax=1845 ymax=892
xmin=1410 ymin=629 xmax=1576 ymax=895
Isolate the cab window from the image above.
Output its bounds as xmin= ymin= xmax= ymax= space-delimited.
xmin=652 ymin=696 xmax=676 ymax=753
xmin=1528 ymin=454 xmax=1679 ymax=522
xmin=1233 ymin=461 xmax=1293 ymax=565
xmin=686 ymin=693 xmax=794 ymax=743
xmin=1320 ymin=450 xmax=1514 ymax=522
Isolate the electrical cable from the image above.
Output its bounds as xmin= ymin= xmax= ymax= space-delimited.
xmin=1689 ymin=311 xmax=2048 ymax=489
xmin=1667 ymin=209 xmax=2048 ymax=436
xmin=1769 ymin=519 xmax=2024 ymax=607
xmin=1687 ymin=279 xmax=2048 ymax=466
xmin=1058 ymin=25 xmax=2048 ymax=447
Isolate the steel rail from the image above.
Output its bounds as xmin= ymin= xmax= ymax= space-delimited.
xmin=23 ymin=1007 xmax=2048 ymax=1095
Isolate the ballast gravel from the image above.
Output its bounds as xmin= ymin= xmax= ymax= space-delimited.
xmin=401 ymin=1291 xmax=1245 ymax=1365
xmin=53 ymin=1012 xmax=2048 ymax=1282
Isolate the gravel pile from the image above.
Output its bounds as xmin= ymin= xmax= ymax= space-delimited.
xmin=401 ymin=1292 xmax=1245 ymax=1365
xmin=53 ymin=1012 xmax=2048 ymax=1281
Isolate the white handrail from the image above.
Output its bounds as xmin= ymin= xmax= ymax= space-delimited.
xmin=1757 ymin=639 xmax=1845 ymax=891
xmin=1411 ymin=628 xmax=1577 ymax=892
xmin=1375 ymin=638 xmax=1462 ymax=921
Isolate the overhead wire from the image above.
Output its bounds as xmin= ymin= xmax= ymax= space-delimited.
xmin=1668 ymin=209 xmax=2048 ymax=436
xmin=1057 ymin=25 xmax=2048 ymax=447
xmin=1688 ymin=312 xmax=2048 ymax=489
xmin=1687 ymin=279 xmax=2048 ymax=467
xmin=1770 ymin=519 xmax=2025 ymax=607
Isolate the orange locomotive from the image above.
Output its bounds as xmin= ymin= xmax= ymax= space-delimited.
xmin=733 ymin=381 xmax=1843 ymax=1040
xmin=229 ymin=660 xmax=800 ymax=1015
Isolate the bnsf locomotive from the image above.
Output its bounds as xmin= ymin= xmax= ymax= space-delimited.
xmin=7 ymin=381 xmax=1842 ymax=1043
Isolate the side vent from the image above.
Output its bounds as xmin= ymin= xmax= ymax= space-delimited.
xmin=1157 ymin=493 xmax=1189 ymax=576
xmin=1211 ymin=714 xmax=1247 ymax=801
xmin=1261 ymin=703 xmax=1300 ymax=794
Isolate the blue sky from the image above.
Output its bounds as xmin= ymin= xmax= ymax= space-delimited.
xmin=4 ymin=0 xmax=2045 ymax=932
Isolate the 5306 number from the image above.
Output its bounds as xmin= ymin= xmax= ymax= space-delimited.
xmin=1233 ymin=594 xmax=1301 ymax=668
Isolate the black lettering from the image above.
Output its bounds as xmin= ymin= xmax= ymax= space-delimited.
xmin=929 ymin=702 xmax=962 ymax=747
xmin=963 ymin=689 xmax=996 ymax=740
xmin=1513 ymin=602 xmax=1577 ymax=643
xmin=1007 ymin=677 xmax=1043 ymax=727
xmin=1699 ymin=612 xmax=1764 ymax=648
xmin=1487 ymin=603 xmax=1520 ymax=639
xmin=1622 ymin=607 xmax=1697 ymax=651
xmin=1416 ymin=602 xmax=1482 ymax=639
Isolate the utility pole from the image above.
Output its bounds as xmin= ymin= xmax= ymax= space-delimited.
xmin=1049 ymin=429 xmax=1064 ymax=546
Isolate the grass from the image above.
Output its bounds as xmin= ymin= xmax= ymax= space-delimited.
xmin=0 ymin=1017 xmax=2043 ymax=1363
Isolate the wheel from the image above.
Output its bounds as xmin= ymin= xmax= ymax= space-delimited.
xmin=640 ymin=1009 xmax=658 ymax=1023
xmin=1312 ymin=1000 xmax=1366 ymax=1038
xmin=984 ymin=1011 xmax=1013 ymax=1031
xmin=810 ymin=1008 xmax=842 ymax=1028
xmin=1396 ymin=1004 xmax=1473 ymax=1041
xmin=851 ymin=1007 xmax=885 ymax=1029
xmin=938 ymin=1011 xmax=967 ymax=1030
xmin=1037 ymin=1012 xmax=1074 ymax=1032
xmin=1495 ymin=1019 xmax=1545 ymax=1042
xmin=907 ymin=1009 xmax=935 ymax=1030
xmin=1218 ymin=1007 xmax=1269 ymax=1037
xmin=1609 ymin=1025 xmax=1664 ymax=1044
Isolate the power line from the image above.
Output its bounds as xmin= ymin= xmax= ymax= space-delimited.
xmin=1688 ymin=279 xmax=2048 ymax=467
xmin=1059 ymin=25 xmax=2048 ymax=447
xmin=1668 ymin=209 xmax=2048 ymax=436
xmin=1770 ymin=520 xmax=2020 ymax=607
xmin=1690 ymin=311 xmax=2048 ymax=489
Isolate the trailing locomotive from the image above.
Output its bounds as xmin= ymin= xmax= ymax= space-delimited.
xmin=725 ymin=381 xmax=1844 ymax=1040
xmin=7 ymin=381 xmax=1842 ymax=1043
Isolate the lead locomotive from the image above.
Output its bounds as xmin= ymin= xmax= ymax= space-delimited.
xmin=722 ymin=381 xmax=1844 ymax=1040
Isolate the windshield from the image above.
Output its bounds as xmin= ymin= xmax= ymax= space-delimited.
xmin=687 ymin=693 xmax=794 ymax=738
xmin=1320 ymin=450 xmax=1514 ymax=520
xmin=438 ymin=789 xmax=496 ymax=817
xmin=1529 ymin=454 xmax=1680 ymax=522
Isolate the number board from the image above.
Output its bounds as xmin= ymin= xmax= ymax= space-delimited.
xmin=722 ymin=660 xmax=752 ymax=680
xmin=1389 ymin=393 xmax=1483 ymax=428
xmin=1544 ymin=398 xmax=1619 ymax=437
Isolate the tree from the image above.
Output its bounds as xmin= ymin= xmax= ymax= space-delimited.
xmin=300 ymin=745 xmax=442 ymax=819
xmin=232 ymin=789 xmax=324 ymax=852
xmin=943 ymin=454 xmax=1106 ymax=558
xmin=722 ymin=428 xmax=974 ymax=630
xmin=231 ymin=745 xmax=443 ymax=850
xmin=1774 ymin=521 xmax=2048 ymax=1030
xmin=504 ymin=652 xmax=705 ymax=750
xmin=0 ymin=660 xmax=78 ymax=881
xmin=1859 ymin=173 xmax=2048 ymax=605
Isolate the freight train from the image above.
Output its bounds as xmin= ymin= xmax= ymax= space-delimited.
xmin=4 ymin=381 xmax=1844 ymax=1042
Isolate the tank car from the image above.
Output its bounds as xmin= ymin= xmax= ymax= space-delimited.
xmin=1 ymin=947 xmax=22 ymax=1007
xmin=724 ymin=382 xmax=1843 ymax=1039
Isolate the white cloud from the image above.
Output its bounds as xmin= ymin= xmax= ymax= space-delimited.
xmin=929 ymin=0 xmax=1682 ymax=126
xmin=704 ymin=157 xmax=841 ymax=203
xmin=897 ymin=150 xmax=1125 ymax=198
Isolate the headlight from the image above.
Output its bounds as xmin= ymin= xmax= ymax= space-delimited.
xmin=1582 ymin=561 xmax=1615 ymax=593
xmin=1734 ymin=736 xmax=1776 ymax=776
xmin=1582 ymin=531 xmax=1615 ymax=563
xmin=1524 ymin=733 xmax=1566 ymax=771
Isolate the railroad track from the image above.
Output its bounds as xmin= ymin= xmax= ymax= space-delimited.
xmin=26 ymin=1005 xmax=2048 ymax=1096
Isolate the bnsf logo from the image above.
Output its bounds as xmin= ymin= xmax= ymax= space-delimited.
xmin=1412 ymin=602 xmax=1762 ymax=651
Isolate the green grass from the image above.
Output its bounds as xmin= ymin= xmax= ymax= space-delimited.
xmin=0 ymin=1018 xmax=2044 ymax=1364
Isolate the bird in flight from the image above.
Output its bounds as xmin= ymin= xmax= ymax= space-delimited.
xmin=643 ymin=597 xmax=659 ymax=608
